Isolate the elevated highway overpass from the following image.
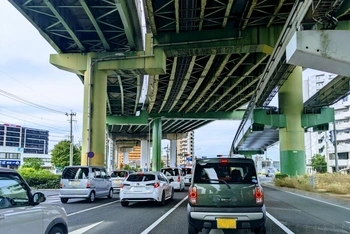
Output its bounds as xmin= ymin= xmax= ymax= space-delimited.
xmin=9 ymin=0 xmax=350 ymax=175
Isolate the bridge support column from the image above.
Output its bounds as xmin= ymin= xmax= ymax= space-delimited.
xmin=82 ymin=57 xmax=107 ymax=167
xmin=152 ymin=118 xmax=162 ymax=171
xmin=170 ymin=140 xmax=177 ymax=167
xmin=141 ymin=140 xmax=150 ymax=172
xmin=107 ymin=134 xmax=116 ymax=172
xmin=278 ymin=66 xmax=305 ymax=176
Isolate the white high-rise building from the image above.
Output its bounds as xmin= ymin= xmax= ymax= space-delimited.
xmin=303 ymin=72 xmax=350 ymax=173
xmin=176 ymin=131 xmax=194 ymax=167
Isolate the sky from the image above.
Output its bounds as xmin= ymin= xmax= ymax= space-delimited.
xmin=0 ymin=1 xmax=333 ymax=161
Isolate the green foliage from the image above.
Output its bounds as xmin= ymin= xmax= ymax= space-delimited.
xmin=275 ymin=173 xmax=288 ymax=180
xmin=51 ymin=140 xmax=81 ymax=168
xmin=17 ymin=168 xmax=60 ymax=189
xmin=311 ymin=154 xmax=327 ymax=173
xmin=123 ymin=164 xmax=141 ymax=172
xmin=22 ymin=158 xmax=44 ymax=170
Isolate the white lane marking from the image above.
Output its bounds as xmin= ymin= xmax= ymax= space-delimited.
xmin=67 ymin=200 xmax=120 ymax=217
xmin=140 ymin=196 xmax=188 ymax=234
xmin=267 ymin=212 xmax=294 ymax=234
xmin=345 ymin=221 xmax=350 ymax=224
xmin=282 ymin=190 xmax=350 ymax=211
xmin=69 ymin=221 xmax=104 ymax=234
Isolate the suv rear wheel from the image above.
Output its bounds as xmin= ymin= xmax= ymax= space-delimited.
xmin=188 ymin=223 xmax=199 ymax=234
xmin=60 ymin=198 xmax=68 ymax=203
xmin=253 ymin=225 xmax=266 ymax=234
xmin=87 ymin=191 xmax=95 ymax=203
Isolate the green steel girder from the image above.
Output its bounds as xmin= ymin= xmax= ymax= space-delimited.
xmin=43 ymin=0 xmax=85 ymax=51
xmin=301 ymin=107 xmax=334 ymax=128
xmin=153 ymin=27 xmax=282 ymax=57
xmin=106 ymin=110 xmax=245 ymax=126
xmin=79 ymin=0 xmax=110 ymax=50
xmin=115 ymin=0 xmax=143 ymax=51
xmin=236 ymin=150 xmax=264 ymax=155
xmin=150 ymin=110 xmax=245 ymax=120
xmin=253 ymin=109 xmax=286 ymax=128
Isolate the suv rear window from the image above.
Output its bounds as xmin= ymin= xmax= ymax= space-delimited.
xmin=193 ymin=162 xmax=257 ymax=184
xmin=161 ymin=168 xmax=179 ymax=176
xmin=127 ymin=174 xmax=155 ymax=182
xmin=62 ymin=167 xmax=89 ymax=179
xmin=111 ymin=171 xmax=128 ymax=178
xmin=182 ymin=168 xmax=192 ymax=175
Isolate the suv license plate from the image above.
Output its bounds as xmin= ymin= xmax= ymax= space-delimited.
xmin=217 ymin=218 xmax=236 ymax=229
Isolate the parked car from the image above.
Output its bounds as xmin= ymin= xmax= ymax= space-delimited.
xmin=160 ymin=167 xmax=186 ymax=191
xmin=187 ymin=157 xmax=266 ymax=234
xmin=59 ymin=166 xmax=113 ymax=203
xmin=109 ymin=170 xmax=134 ymax=193
xmin=182 ymin=167 xmax=193 ymax=185
xmin=265 ymin=167 xmax=277 ymax=177
xmin=0 ymin=167 xmax=68 ymax=234
xmin=119 ymin=172 xmax=174 ymax=207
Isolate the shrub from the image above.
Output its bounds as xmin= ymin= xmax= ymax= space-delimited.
xmin=275 ymin=173 xmax=288 ymax=180
xmin=17 ymin=168 xmax=60 ymax=189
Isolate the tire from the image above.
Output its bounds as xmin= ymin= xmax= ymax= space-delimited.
xmin=253 ymin=225 xmax=266 ymax=234
xmin=188 ymin=223 xmax=199 ymax=234
xmin=107 ymin=189 xmax=113 ymax=198
xmin=158 ymin=192 xmax=165 ymax=206
xmin=87 ymin=191 xmax=95 ymax=203
xmin=170 ymin=188 xmax=174 ymax=200
xmin=60 ymin=198 xmax=68 ymax=203
xmin=121 ymin=201 xmax=129 ymax=207
xmin=48 ymin=226 xmax=65 ymax=234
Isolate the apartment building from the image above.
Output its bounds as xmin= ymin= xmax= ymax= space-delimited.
xmin=303 ymin=72 xmax=350 ymax=173
xmin=176 ymin=131 xmax=194 ymax=167
xmin=0 ymin=123 xmax=51 ymax=169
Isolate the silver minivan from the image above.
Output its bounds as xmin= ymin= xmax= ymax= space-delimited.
xmin=59 ymin=166 xmax=113 ymax=203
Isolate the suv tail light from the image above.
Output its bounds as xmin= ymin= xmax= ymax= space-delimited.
xmin=86 ymin=182 xmax=91 ymax=188
xmin=120 ymin=183 xmax=124 ymax=189
xmin=59 ymin=182 xmax=63 ymax=188
xmin=177 ymin=175 xmax=181 ymax=182
xmin=254 ymin=186 xmax=263 ymax=204
xmin=154 ymin=182 xmax=160 ymax=188
xmin=188 ymin=186 xmax=197 ymax=205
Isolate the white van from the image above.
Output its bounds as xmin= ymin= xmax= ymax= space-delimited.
xmin=59 ymin=166 xmax=113 ymax=203
xmin=160 ymin=167 xmax=185 ymax=191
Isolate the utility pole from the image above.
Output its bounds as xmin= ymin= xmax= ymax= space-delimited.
xmin=66 ymin=112 xmax=76 ymax=166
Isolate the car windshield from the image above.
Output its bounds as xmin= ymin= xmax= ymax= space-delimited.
xmin=126 ymin=174 xmax=156 ymax=182
xmin=193 ymin=162 xmax=257 ymax=184
xmin=62 ymin=167 xmax=89 ymax=179
xmin=111 ymin=171 xmax=128 ymax=178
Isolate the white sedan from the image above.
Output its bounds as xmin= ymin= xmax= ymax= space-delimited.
xmin=119 ymin=172 xmax=174 ymax=207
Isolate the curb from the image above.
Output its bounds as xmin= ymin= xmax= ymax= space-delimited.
xmin=262 ymin=182 xmax=350 ymax=209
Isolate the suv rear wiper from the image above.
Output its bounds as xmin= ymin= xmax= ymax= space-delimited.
xmin=205 ymin=179 xmax=231 ymax=189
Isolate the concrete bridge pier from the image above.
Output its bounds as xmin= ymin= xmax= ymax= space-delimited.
xmin=141 ymin=140 xmax=150 ymax=171
xmin=278 ymin=66 xmax=306 ymax=176
xmin=169 ymin=140 xmax=177 ymax=167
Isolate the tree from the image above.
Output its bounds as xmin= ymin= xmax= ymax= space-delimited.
xmin=22 ymin=158 xmax=44 ymax=170
xmin=51 ymin=140 xmax=81 ymax=168
xmin=311 ymin=154 xmax=327 ymax=173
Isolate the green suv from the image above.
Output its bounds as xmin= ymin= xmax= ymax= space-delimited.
xmin=187 ymin=157 xmax=266 ymax=234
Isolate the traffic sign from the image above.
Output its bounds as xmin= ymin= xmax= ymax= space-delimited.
xmin=87 ymin=151 xmax=94 ymax=158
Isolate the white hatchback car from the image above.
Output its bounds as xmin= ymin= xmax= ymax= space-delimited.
xmin=119 ymin=172 xmax=174 ymax=207
xmin=0 ymin=167 xmax=68 ymax=234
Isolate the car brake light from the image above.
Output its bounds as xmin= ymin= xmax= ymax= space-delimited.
xmin=189 ymin=186 xmax=197 ymax=205
xmin=220 ymin=159 xmax=228 ymax=164
xmin=254 ymin=186 xmax=263 ymax=204
xmin=177 ymin=175 xmax=180 ymax=182
xmin=120 ymin=184 xmax=124 ymax=189
xmin=154 ymin=182 xmax=160 ymax=188
xmin=59 ymin=182 xmax=62 ymax=188
xmin=86 ymin=182 xmax=91 ymax=188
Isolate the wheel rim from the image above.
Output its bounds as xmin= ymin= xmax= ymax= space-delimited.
xmin=90 ymin=192 xmax=95 ymax=201
xmin=109 ymin=189 xmax=113 ymax=197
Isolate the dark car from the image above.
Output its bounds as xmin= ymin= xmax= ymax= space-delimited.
xmin=187 ymin=157 xmax=266 ymax=234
